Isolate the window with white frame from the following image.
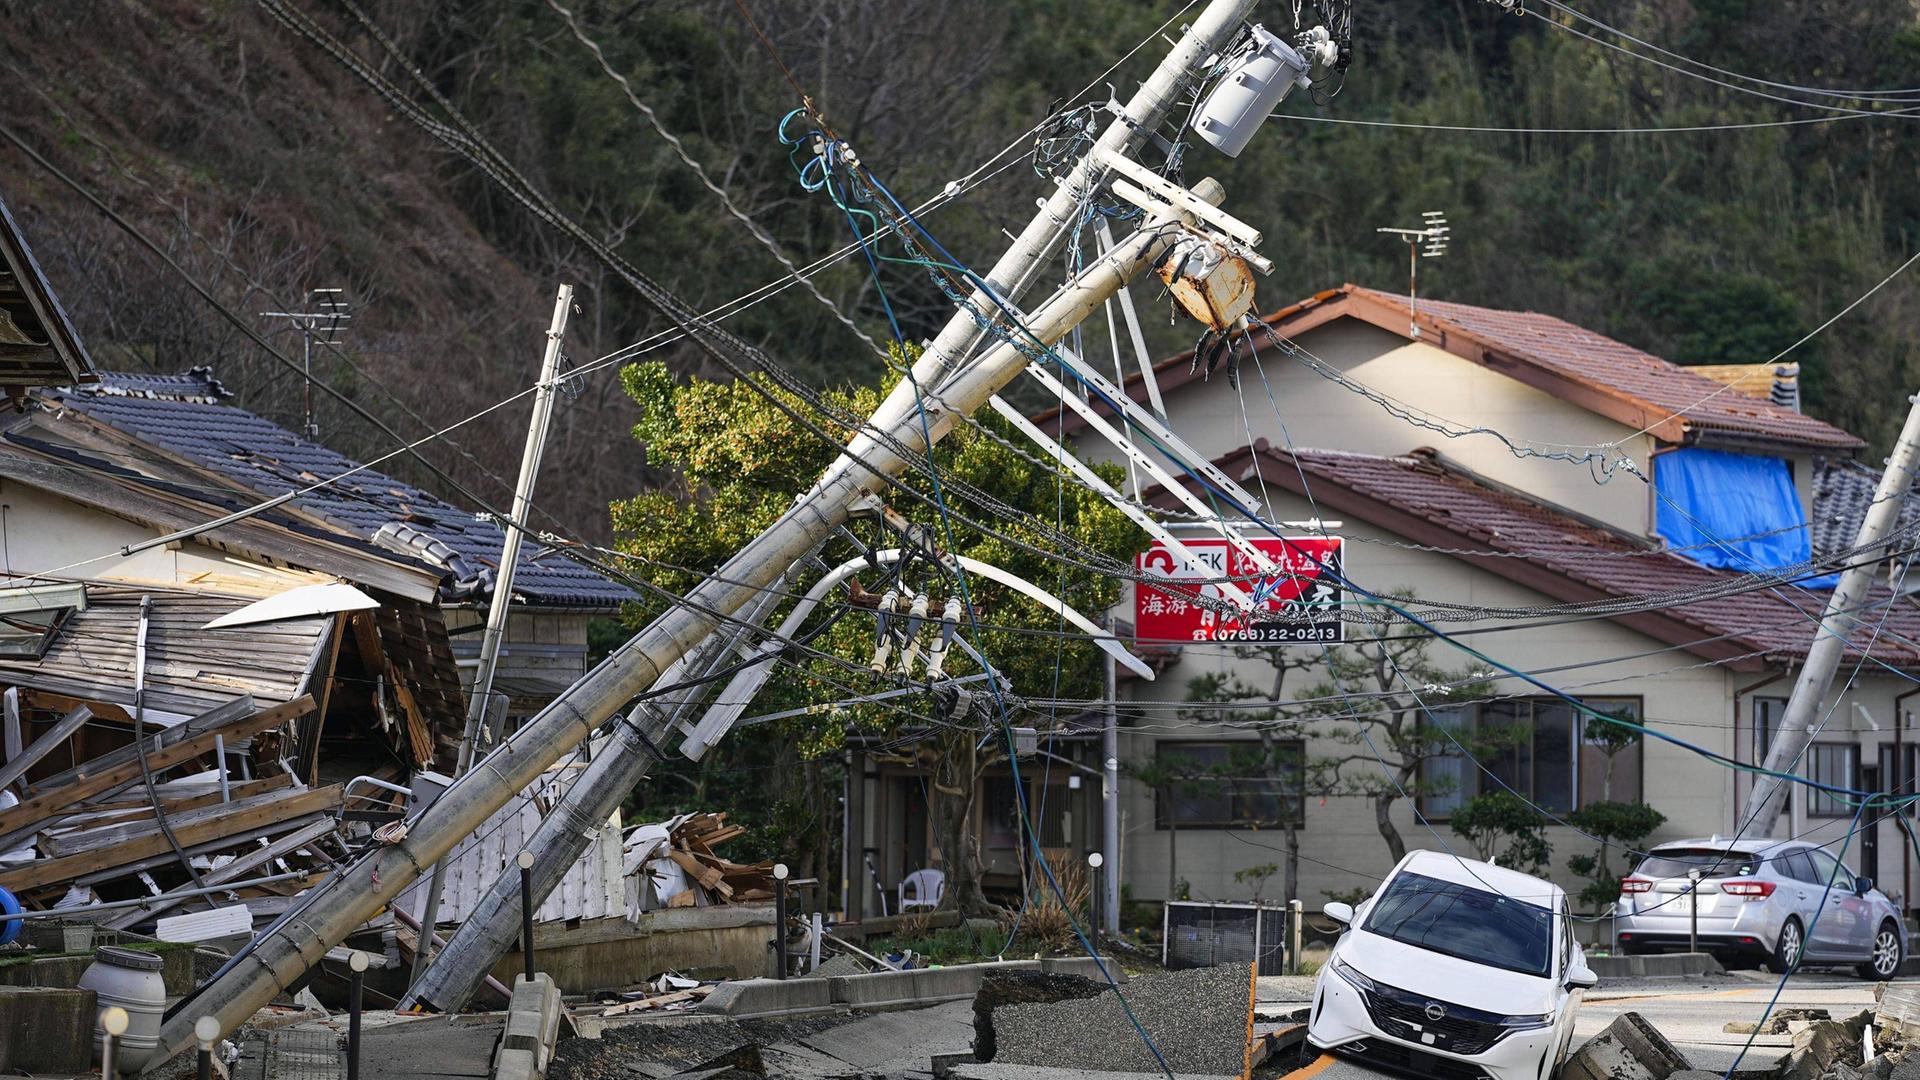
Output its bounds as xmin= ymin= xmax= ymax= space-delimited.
xmin=1807 ymin=743 xmax=1858 ymax=818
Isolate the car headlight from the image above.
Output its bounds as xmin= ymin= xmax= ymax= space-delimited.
xmin=1330 ymin=956 xmax=1377 ymax=992
xmin=1498 ymin=1013 xmax=1554 ymax=1030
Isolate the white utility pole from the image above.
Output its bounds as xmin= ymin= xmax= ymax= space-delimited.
xmin=1742 ymin=391 xmax=1920 ymax=834
xmin=1103 ymin=629 xmax=1121 ymax=935
xmin=414 ymin=284 xmax=572 ymax=973
xmin=147 ymin=4 xmax=1258 ymax=1059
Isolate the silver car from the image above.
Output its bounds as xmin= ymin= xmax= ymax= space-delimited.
xmin=1612 ymin=838 xmax=1905 ymax=979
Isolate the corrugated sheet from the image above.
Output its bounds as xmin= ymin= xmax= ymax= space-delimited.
xmin=0 ymin=586 xmax=331 ymax=718
xmin=396 ymin=766 xmax=627 ymax=926
xmin=48 ymin=372 xmax=638 ymax=610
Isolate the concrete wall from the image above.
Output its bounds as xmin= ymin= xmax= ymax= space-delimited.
xmin=486 ymin=906 xmax=776 ymax=992
xmin=1074 ymin=319 xmax=1659 ymax=536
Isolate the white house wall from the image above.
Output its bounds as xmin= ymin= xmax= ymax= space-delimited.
xmin=1075 ymin=318 xmax=1659 ymax=536
xmin=1115 ymin=483 xmax=1740 ymax=909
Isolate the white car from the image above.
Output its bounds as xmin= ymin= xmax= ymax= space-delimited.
xmin=1307 ymin=850 xmax=1597 ymax=1080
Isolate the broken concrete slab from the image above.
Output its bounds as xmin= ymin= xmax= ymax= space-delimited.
xmin=971 ymin=970 xmax=1106 ymax=1062
xmin=983 ymin=964 xmax=1253 ymax=1077
xmin=1560 ymin=1011 xmax=1692 ymax=1080
xmin=795 ymin=1001 xmax=975 ymax=1073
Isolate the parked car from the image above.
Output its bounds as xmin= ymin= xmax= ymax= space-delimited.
xmin=1612 ymin=837 xmax=1905 ymax=978
xmin=1307 ymin=849 xmax=1595 ymax=1080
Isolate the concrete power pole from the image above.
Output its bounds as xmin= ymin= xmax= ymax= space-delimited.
xmin=399 ymin=577 xmax=797 ymax=1013
xmin=147 ymin=3 xmax=1257 ymax=1061
xmin=1742 ymin=391 xmax=1920 ymax=835
xmin=414 ymin=284 xmax=573 ymax=974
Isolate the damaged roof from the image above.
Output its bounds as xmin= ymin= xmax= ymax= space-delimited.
xmin=1158 ymin=443 xmax=1920 ymax=672
xmin=0 ymin=186 xmax=97 ymax=393
xmin=1811 ymin=457 xmax=1920 ymax=560
xmin=1064 ymin=284 xmax=1862 ymax=454
xmin=0 ymin=585 xmax=333 ymax=719
xmin=41 ymin=370 xmax=639 ymax=611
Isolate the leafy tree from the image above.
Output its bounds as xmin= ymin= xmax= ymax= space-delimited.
xmin=1233 ymin=862 xmax=1282 ymax=904
xmin=1566 ymin=802 xmax=1667 ymax=912
xmin=1284 ymin=597 xmax=1502 ymax=866
xmin=1449 ymin=791 xmax=1552 ymax=875
xmin=611 ymin=352 xmax=1140 ymax=913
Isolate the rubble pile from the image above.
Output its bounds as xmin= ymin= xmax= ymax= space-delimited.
xmin=0 ymin=693 xmax=344 ymax=942
xmin=623 ymin=812 xmax=778 ymax=909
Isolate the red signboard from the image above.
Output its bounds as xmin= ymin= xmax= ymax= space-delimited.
xmin=1134 ymin=536 xmax=1345 ymax=644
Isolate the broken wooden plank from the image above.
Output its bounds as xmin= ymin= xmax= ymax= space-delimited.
xmin=0 ymin=695 xmax=311 ymax=849
xmin=0 ymin=782 xmax=340 ymax=891
xmin=103 ymin=816 xmax=337 ymax=931
xmin=666 ymin=849 xmax=724 ymax=891
xmin=0 ymin=704 xmax=91 ymax=792
xmin=30 ymin=695 xmax=258 ymax=791
xmin=40 ymin=775 xmax=299 ymax=855
xmin=75 ymin=812 xmax=331 ymax=888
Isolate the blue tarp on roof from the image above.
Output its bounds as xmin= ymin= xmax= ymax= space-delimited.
xmin=1654 ymin=447 xmax=1836 ymax=587
xmin=53 ymin=371 xmax=638 ymax=610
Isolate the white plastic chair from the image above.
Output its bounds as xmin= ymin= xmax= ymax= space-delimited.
xmin=899 ymin=868 xmax=946 ymax=911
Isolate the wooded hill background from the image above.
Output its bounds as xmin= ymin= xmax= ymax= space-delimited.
xmin=2 ymin=0 xmax=1916 ymax=545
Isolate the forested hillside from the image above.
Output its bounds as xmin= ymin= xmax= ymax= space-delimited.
xmin=1 ymin=0 xmax=1916 ymax=542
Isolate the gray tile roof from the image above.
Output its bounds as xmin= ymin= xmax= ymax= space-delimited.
xmin=49 ymin=371 xmax=638 ymax=610
xmin=1811 ymin=457 xmax=1920 ymax=559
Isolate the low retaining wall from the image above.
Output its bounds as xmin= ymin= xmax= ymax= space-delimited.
xmin=484 ymin=907 xmax=776 ymax=993
xmin=1585 ymin=952 xmax=1724 ymax=978
xmin=0 ymin=986 xmax=96 ymax=1074
xmin=700 ymin=957 xmax=1129 ymax=1018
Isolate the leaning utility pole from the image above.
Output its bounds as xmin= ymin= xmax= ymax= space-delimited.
xmin=1742 ymin=391 xmax=1920 ymax=835
xmin=147 ymin=3 xmax=1256 ymax=1061
xmin=413 ymin=284 xmax=573 ymax=975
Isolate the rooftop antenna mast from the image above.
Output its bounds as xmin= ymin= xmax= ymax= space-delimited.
xmin=259 ymin=287 xmax=350 ymax=439
xmin=1375 ymin=211 xmax=1448 ymax=338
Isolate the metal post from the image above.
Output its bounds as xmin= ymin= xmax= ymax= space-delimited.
xmin=1102 ymin=639 xmax=1120 ymax=936
xmin=193 ymin=1017 xmax=218 ymax=1080
xmin=1688 ymin=869 xmax=1701 ymax=954
xmin=1288 ymin=899 xmax=1304 ymax=975
xmin=345 ymin=953 xmax=366 ymax=1080
xmin=146 ymin=4 xmax=1260 ymax=1051
xmin=517 ymin=850 xmax=536 ymax=981
xmin=773 ymin=863 xmax=790 ymax=980
xmin=1744 ymin=391 xmax=1920 ymax=833
xmin=415 ymin=285 xmax=574 ymax=978
xmin=1088 ymin=852 xmax=1105 ymax=959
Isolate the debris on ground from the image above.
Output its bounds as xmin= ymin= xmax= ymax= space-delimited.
xmin=980 ymin=963 xmax=1253 ymax=1077
xmin=624 ymin=812 xmax=778 ymax=909
xmin=1727 ymin=1009 xmax=1835 ymax=1035
xmin=1561 ymin=1011 xmax=1693 ymax=1080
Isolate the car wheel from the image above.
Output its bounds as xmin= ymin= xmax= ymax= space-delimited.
xmin=1768 ymin=918 xmax=1804 ymax=975
xmin=1859 ymin=921 xmax=1902 ymax=980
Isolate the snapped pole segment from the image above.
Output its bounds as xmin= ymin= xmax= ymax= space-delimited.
xmin=1742 ymin=391 xmax=1920 ymax=834
xmin=414 ymin=284 xmax=573 ymax=974
xmin=146 ymin=2 xmax=1255 ymax=1061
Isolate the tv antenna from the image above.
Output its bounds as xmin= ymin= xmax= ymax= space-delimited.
xmin=1375 ymin=212 xmax=1449 ymax=338
xmin=259 ymin=288 xmax=351 ymax=439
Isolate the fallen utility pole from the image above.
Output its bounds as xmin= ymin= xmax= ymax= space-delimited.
xmin=1742 ymin=390 xmax=1920 ymax=834
xmin=398 ymin=576 xmax=793 ymax=1013
xmin=146 ymin=3 xmax=1254 ymax=1061
xmin=414 ymin=284 xmax=573 ymax=976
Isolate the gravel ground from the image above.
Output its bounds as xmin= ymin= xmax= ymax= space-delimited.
xmin=547 ymin=1013 xmax=848 ymax=1080
xmin=989 ymin=964 xmax=1255 ymax=1076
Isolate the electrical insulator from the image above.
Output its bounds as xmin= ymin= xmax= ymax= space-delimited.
xmin=1193 ymin=26 xmax=1310 ymax=158
xmin=923 ymin=597 xmax=962 ymax=680
xmin=870 ymin=589 xmax=900 ymax=673
xmin=898 ymin=593 xmax=931 ymax=673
